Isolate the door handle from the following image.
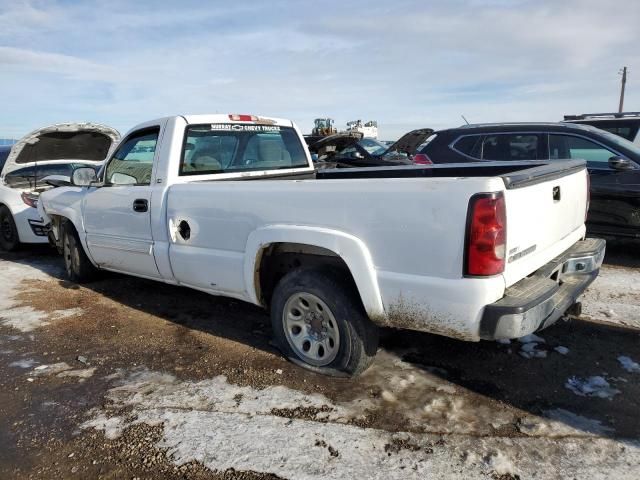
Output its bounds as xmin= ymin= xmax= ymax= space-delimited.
xmin=133 ymin=199 xmax=148 ymax=212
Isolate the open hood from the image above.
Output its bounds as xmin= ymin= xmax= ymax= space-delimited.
xmin=308 ymin=132 xmax=363 ymax=160
xmin=2 ymin=122 xmax=120 ymax=177
xmin=384 ymin=128 xmax=434 ymax=155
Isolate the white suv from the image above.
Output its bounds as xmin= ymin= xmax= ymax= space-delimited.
xmin=0 ymin=123 xmax=119 ymax=251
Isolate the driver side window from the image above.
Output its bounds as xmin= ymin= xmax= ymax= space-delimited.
xmin=105 ymin=128 xmax=159 ymax=185
xmin=549 ymin=134 xmax=617 ymax=167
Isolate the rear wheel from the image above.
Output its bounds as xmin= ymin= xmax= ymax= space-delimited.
xmin=271 ymin=267 xmax=379 ymax=377
xmin=63 ymin=222 xmax=97 ymax=283
xmin=0 ymin=205 xmax=20 ymax=251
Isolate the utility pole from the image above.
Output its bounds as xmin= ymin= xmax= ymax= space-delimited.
xmin=618 ymin=66 xmax=627 ymax=113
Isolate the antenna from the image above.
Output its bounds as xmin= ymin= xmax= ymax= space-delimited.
xmin=461 ymin=115 xmax=470 ymax=125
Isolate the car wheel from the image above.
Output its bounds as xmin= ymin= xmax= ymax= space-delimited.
xmin=0 ymin=205 xmax=20 ymax=251
xmin=270 ymin=267 xmax=379 ymax=377
xmin=63 ymin=222 xmax=97 ymax=283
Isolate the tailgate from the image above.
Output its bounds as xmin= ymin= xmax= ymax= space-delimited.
xmin=501 ymin=161 xmax=588 ymax=287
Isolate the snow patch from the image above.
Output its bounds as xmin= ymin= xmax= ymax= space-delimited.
xmin=82 ymin=413 xmax=127 ymax=440
xmin=28 ymin=362 xmax=95 ymax=381
xmin=519 ymin=341 xmax=547 ymax=359
xmin=617 ymin=356 xmax=640 ymax=373
xmin=518 ymin=409 xmax=614 ymax=437
xmin=581 ymin=266 xmax=640 ymax=329
xmin=0 ymin=306 xmax=49 ymax=332
xmin=518 ymin=333 xmax=545 ymax=343
xmin=0 ymin=258 xmax=75 ymax=332
xmin=31 ymin=362 xmax=72 ymax=375
xmin=484 ymin=450 xmax=517 ymax=477
xmin=82 ymin=366 xmax=640 ymax=479
xmin=57 ymin=367 xmax=96 ymax=379
xmin=50 ymin=308 xmax=83 ymax=320
xmin=517 ymin=334 xmax=548 ymax=359
xmin=565 ymin=376 xmax=620 ymax=399
xmin=9 ymin=358 xmax=38 ymax=369
xmin=353 ymin=351 xmax=512 ymax=434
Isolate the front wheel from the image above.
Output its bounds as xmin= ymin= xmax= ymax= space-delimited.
xmin=270 ymin=267 xmax=379 ymax=377
xmin=0 ymin=205 xmax=20 ymax=251
xmin=63 ymin=223 xmax=97 ymax=283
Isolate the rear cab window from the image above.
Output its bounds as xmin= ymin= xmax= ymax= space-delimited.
xmin=180 ymin=123 xmax=308 ymax=176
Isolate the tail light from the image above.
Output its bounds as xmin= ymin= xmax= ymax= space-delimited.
xmin=229 ymin=114 xmax=257 ymax=122
xmin=21 ymin=192 xmax=38 ymax=208
xmin=465 ymin=192 xmax=506 ymax=276
xmin=413 ymin=153 xmax=433 ymax=165
xmin=585 ymin=172 xmax=590 ymax=222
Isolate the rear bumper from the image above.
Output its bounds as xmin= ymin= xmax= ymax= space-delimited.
xmin=479 ymin=238 xmax=606 ymax=340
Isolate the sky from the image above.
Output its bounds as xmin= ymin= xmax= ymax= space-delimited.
xmin=0 ymin=0 xmax=639 ymax=140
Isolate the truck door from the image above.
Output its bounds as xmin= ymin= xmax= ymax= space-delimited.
xmin=82 ymin=126 xmax=162 ymax=279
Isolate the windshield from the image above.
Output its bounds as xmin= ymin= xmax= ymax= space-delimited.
xmin=358 ymin=138 xmax=387 ymax=156
xmin=3 ymin=162 xmax=100 ymax=190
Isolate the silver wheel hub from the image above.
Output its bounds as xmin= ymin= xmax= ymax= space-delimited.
xmin=283 ymin=292 xmax=340 ymax=367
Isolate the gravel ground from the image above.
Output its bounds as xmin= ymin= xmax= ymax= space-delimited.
xmin=1 ymin=242 xmax=639 ymax=479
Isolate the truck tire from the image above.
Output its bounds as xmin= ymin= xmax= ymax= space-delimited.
xmin=63 ymin=222 xmax=97 ymax=283
xmin=270 ymin=267 xmax=379 ymax=377
xmin=0 ymin=205 xmax=20 ymax=251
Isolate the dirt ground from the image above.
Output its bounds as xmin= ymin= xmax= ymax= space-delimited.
xmin=1 ymin=242 xmax=639 ymax=479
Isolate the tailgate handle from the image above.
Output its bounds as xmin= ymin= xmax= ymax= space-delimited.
xmin=133 ymin=199 xmax=148 ymax=212
xmin=553 ymin=186 xmax=561 ymax=202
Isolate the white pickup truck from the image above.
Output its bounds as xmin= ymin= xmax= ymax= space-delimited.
xmin=38 ymin=114 xmax=605 ymax=376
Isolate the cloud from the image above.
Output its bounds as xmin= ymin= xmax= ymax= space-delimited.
xmin=0 ymin=46 xmax=111 ymax=79
xmin=0 ymin=0 xmax=638 ymax=139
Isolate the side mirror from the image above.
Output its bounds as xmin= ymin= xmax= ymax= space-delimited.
xmin=71 ymin=167 xmax=98 ymax=186
xmin=351 ymin=151 xmax=364 ymax=159
xmin=608 ymin=156 xmax=633 ymax=171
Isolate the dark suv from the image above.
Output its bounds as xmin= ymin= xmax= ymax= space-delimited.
xmin=420 ymin=122 xmax=640 ymax=239
xmin=563 ymin=112 xmax=640 ymax=145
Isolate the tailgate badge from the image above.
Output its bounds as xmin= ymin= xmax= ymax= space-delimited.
xmin=553 ymin=186 xmax=561 ymax=201
xmin=508 ymin=244 xmax=537 ymax=263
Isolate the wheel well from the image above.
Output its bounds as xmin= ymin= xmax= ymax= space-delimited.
xmin=257 ymin=242 xmax=357 ymax=306
xmin=49 ymin=215 xmax=74 ymax=253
